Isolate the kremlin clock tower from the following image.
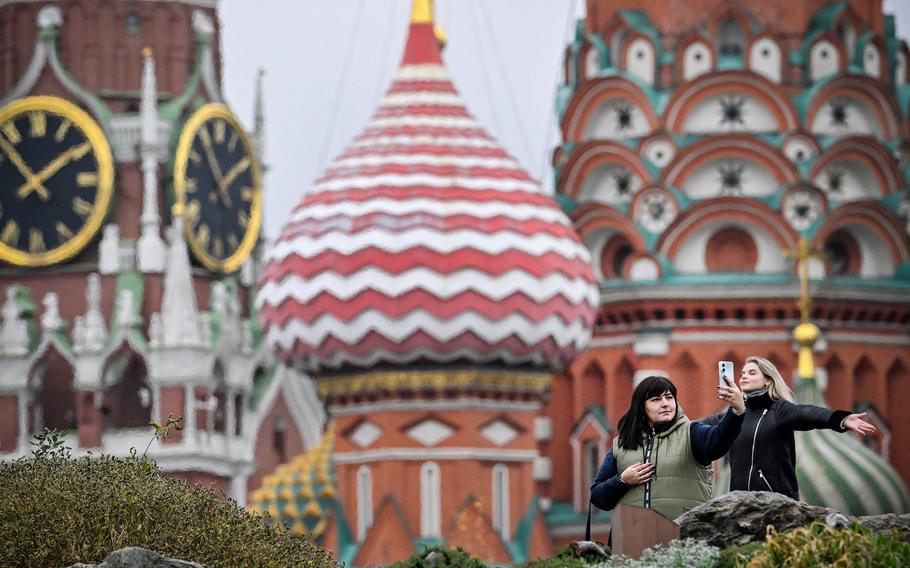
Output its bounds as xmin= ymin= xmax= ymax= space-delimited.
xmin=0 ymin=0 xmax=324 ymax=504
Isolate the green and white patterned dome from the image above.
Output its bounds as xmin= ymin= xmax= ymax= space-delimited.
xmin=793 ymin=379 xmax=910 ymax=515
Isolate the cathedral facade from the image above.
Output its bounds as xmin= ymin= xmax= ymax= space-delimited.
xmin=3 ymin=0 xmax=910 ymax=566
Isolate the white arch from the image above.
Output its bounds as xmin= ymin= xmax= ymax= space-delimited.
xmin=626 ymin=38 xmax=655 ymax=85
xmin=683 ymin=42 xmax=712 ymax=81
xmin=749 ymin=38 xmax=782 ymax=83
xmin=674 ymin=222 xmax=787 ymax=274
xmin=810 ymin=40 xmax=840 ymax=82
xmin=420 ymin=461 xmax=442 ymax=537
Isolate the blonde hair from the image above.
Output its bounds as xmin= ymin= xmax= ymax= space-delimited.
xmin=745 ymin=356 xmax=795 ymax=402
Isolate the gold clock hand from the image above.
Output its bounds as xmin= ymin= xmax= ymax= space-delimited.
xmin=197 ymin=127 xmax=225 ymax=184
xmin=17 ymin=142 xmax=90 ymax=200
xmin=220 ymin=157 xmax=250 ymax=191
xmin=0 ymin=134 xmax=49 ymax=200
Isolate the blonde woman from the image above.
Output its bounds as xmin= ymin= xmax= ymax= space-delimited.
xmin=727 ymin=356 xmax=876 ymax=499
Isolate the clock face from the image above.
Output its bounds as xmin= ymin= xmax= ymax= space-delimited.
xmin=0 ymin=96 xmax=113 ymax=267
xmin=173 ymin=103 xmax=262 ymax=273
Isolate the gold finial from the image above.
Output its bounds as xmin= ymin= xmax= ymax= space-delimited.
xmin=411 ymin=0 xmax=433 ymax=23
xmin=142 ymin=46 xmax=152 ymax=59
xmin=786 ymin=237 xmax=825 ymax=379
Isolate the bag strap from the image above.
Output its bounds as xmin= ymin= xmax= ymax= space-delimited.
xmin=585 ymin=501 xmax=592 ymax=541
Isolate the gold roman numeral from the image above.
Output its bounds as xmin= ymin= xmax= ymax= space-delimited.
xmin=29 ymin=111 xmax=46 ymax=137
xmin=1 ymin=121 xmax=21 ymax=144
xmin=28 ymin=229 xmax=45 ymax=253
xmin=55 ymin=119 xmax=72 ymax=142
xmin=238 ymin=210 xmax=249 ymax=229
xmin=227 ymin=233 xmax=239 ymax=250
xmin=228 ymin=132 xmax=239 ymax=152
xmin=185 ymin=200 xmax=200 ymax=225
xmin=77 ymin=172 xmax=98 ymax=187
xmin=189 ymin=149 xmax=202 ymax=164
xmin=184 ymin=177 xmax=198 ymax=192
xmin=240 ymin=186 xmax=254 ymax=201
xmin=196 ymin=223 xmax=210 ymax=249
xmin=1 ymin=220 xmax=19 ymax=246
xmin=213 ymin=237 xmax=223 ymax=258
xmin=213 ymin=119 xmax=226 ymax=144
xmin=73 ymin=196 xmax=93 ymax=217
xmin=56 ymin=222 xmax=74 ymax=241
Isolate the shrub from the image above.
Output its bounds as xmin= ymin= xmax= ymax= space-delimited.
xmin=716 ymin=542 xmax=763 ymax=568
xmin=0 ymin=431 xmax=337 ymax=568
xmin=744 ymin=521 xmax=910 ymax=568
xmin=595 ymin=538 xmax=720 ymax=568
xmin=389 ymin=545 xmax=488 ymax=568
xmin=524 ymin=541 xmax=611 ymax=567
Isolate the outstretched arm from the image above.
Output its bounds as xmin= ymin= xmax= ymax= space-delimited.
xmin=775 ymin=401 xmax=851 ymax=432
xmin=690 ymin=408 xmax=745 ymax=466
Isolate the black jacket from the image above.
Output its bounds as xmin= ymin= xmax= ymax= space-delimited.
xmin=726 ymin=390 xmax=850 ymax=499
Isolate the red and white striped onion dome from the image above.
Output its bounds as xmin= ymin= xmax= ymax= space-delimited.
xmin=259 ymin=7 xmax=598 ymax=374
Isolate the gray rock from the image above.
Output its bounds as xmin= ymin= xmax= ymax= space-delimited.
xmin=855 ymin=513 xmax=910 ymax=541
xmin=676 ymin=491 xmax=910 ymax=548
xmin=67 ymin=547 xmax=208 ymax=568
xmin=675 ymin=491 xmax=835 ymax=547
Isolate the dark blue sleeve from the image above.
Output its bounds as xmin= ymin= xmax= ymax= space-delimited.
xmin=690 ymin=408 xmax=744 ymax=466
xmin=589 ymin=448 xmax=631 ymax=511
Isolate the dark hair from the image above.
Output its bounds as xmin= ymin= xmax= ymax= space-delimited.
xmin=616 ymin=376 xmax=678 ymax=450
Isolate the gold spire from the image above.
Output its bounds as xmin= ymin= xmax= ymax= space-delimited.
xmin=787 ymin=237 xmax=824 ymax=379
xmin=411 ymin=0 xmax=433 ymax=23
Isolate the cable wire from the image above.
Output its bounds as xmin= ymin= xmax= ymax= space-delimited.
xmin=318 ymin=0 xmax=367 ymax=169
xmin=538 ymin=0 xmax=578 ymax=190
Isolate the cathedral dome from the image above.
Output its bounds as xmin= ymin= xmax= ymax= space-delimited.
xmin=258 ymin=7 xmax=598 ymax=374
xmin=793 ymin=379 xmax=910 ymax=515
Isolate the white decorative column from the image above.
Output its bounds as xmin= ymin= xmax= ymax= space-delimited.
xmin=17 ymin=393 xmax=29 ymax=453
xmin=183 ymin=383 xmax=196 ymax=445
xmin=137 ymin=48 xmax=165 ymax=272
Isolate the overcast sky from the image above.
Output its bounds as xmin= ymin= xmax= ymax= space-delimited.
xmin=219 ymin=0 xmax=910 ymax=239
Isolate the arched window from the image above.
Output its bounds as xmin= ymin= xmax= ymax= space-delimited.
xmin=102 ymin=353 xmax=152 ymax=429
xmin=420 ymin=462 xmax=441 ymax=537
xmin=863 ymin=43 xmax=881 ymax=79
xmin=272 ymin=416 xmax=286 ymax=461
xmin=585 ymin=47 xmax=600 ymax=79
xmin=582 ymin=440 xmax=600 ymax=507
xmin=823 ymin=230 xmax=861 ymax=276
xmin=356 ymin=465 xmax=373 ymax=541
xmin=718 ymin=18 xmax=745 ymax=57
xmin=492 ymin=464 xmax=510 ymax=540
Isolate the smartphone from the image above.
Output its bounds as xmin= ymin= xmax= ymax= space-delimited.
xmin=718 ymin=361 xmax=734 ymax=387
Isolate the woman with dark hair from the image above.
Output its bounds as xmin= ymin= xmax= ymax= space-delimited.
xmin=589 ymin=375 xmax=745 ymax=519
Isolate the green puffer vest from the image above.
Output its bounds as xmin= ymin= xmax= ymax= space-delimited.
xmin=613 ymin=409 xmax=712 ymax=520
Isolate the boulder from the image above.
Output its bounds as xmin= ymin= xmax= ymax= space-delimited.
xmin=67 ymin=547 xmax=207 ymax=568
xmin=675 ymin=491 xmax=834 ymax=547
xmin=856 ymin=513 xmax=910 ymax=541
xmin=676 ymin=491 xmax=910 ymax=548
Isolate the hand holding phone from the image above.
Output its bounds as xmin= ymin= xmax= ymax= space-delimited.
xmin=718 ymin=360 xmax=734 ymax=387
